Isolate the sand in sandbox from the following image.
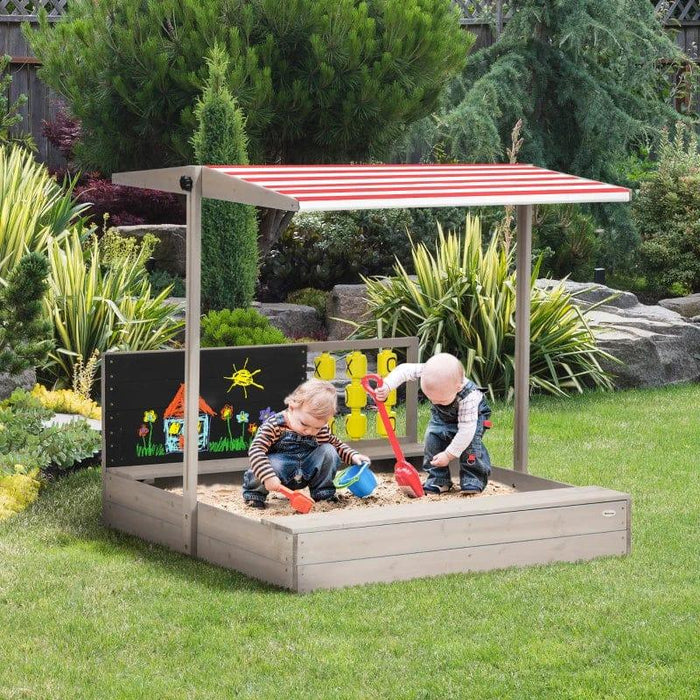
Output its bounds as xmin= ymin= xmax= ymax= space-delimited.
xmin=167 ymin=472 xmax=516 ymax=519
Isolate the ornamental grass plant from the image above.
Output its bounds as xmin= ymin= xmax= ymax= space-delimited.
xmin=355 ymin=215 xmax=614 ymax=400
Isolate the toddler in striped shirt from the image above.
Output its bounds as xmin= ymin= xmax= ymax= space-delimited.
xmin=374 ymin=352 xmax=492 ymax=494
xmin=243 ymin=379 xmax=370 ymax=509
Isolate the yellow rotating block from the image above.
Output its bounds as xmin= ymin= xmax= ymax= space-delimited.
xmin=384 ymin=389 xmax=397 ymax=407
xmin=345 ymin=351 xmax=368 ymax=379
xmin=345 ymin=412 xmax=367 ymax=441
xmin=344 ymin=383 xmax=367 ymax=409
xmin=314 ymin=352 xmax=336 ymax=380
xmin=376 ymin=410 xmax=396 ymax=437
xmin=327 ymin=416 xmax=336 ymax=435
xmin=377 ymin=348 xmax=398 ymax=376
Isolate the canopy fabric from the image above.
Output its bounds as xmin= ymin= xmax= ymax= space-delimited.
xmin=208 ymin=163 xmax=630 ymax=211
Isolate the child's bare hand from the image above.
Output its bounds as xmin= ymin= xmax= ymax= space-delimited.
xmin=352 ymin=453 xmax=371 ymax=466
xmin=374 ymin=384 xmax=390 ymax=402
xmin=264 ymin=476 xmax=282 ymax=492
xmin=430 ymin=451 xmax=452 ymax=467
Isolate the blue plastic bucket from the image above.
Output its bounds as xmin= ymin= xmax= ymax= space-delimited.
xmin=333 ymin=462 xmax=377 ymax=498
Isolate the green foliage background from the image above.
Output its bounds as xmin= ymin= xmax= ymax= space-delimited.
xmin=28 ymin=0 xmax=471 ymax=172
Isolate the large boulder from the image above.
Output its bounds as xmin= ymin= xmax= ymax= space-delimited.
xmin=326 ymin=284 xmax=370 ymax=340
xmin=252 ymin=302 xmax=322 ymax=340
xmin=112 ymin=224 xmax=187 ymax=277
xmin=537 ymin=280 xmax=700 ymax=389
xmin=0 ymin=368 xmax=36 ymax=401
xmin=659 ymin=293 xmax=700 ymax=319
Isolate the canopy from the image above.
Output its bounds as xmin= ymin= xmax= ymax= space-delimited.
xmin=114 ymin=163 xmax=630 ymax=212
xmin=112 ymin=162 xmax=630 ymax=555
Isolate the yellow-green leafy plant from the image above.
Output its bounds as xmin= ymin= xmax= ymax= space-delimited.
xmin=31 ymin=384 xmax=101 ymax=421
xmin=72 ymin=350 xmax=101 ymax=400
xmin=355 ymin=216 xmax=615 ymax=400
xmin=43 ymin=227 xmax=183 ymax=391
xmin=0 ymin=144 xmax=87 ymax=281
xmin=0 ymin=465 xmax=41 ymax=521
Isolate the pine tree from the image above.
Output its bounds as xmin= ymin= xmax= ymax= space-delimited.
xmin=395 ymin=0 xmax=693 ymax=271
xmin=29 ymin=0 xmax=471 ymax=171
xmin=0 ymin=253 xmax=53 ymax=375
xmin=192 ymin=47 xmax=258 ymax=310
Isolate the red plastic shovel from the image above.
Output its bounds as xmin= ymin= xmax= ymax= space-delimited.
xmin=361 ymin=374 xmax=424 ymax=498
xmin=277 ymin=485 xmax=315 ymax=514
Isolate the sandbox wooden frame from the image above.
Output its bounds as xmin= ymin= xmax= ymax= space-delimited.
xmin=103 ymin=164 xmax=632 ymax=591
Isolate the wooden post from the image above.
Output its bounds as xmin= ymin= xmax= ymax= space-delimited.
xmin=183 ymin=168 xmax=203 ymax=555
xmin=514 ymin=205 xmax=532 ymax=473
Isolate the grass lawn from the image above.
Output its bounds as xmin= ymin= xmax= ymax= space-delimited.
xmin=1 ymin=384 xmax=698 ymax=699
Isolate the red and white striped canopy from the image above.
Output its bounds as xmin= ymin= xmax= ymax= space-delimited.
xmin=208 ymin=163 xmax=630 ymax=212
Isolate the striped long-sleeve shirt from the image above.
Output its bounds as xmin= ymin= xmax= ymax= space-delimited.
xmin=248 ymin=411 xmax=358 ymax=482
xmin=383 ymin=363 xmax=482 ymax=458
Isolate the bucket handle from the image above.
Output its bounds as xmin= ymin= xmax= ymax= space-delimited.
xmin=333 ymin=462 xmax=368 ymax=489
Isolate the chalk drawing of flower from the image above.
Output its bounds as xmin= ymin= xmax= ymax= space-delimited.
xmin=248 ymin=423 xmax=258 ymax=436
xmin=235 ymin=411 xmax=249 ymax=424
xmin=259 ymin=407 xmax=275 ymax=423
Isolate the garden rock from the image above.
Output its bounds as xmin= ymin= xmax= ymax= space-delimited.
xmin=112 ymin=224 xmax=187 ymax=277
xmin=326 ymin=284 xmax=371 ymax=340
xmin=658 ymin=293 xmax=700 ymax=319
xmin=252 ymin=302 xmax=322 ymax=340
xmin=535 ymin=279 xmax=639 ymax=309
xmin=0 ymin=368 xmax=36 ymax=401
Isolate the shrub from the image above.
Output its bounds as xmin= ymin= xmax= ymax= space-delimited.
xmin=0 ymin=55 xmax=34 ymax=150
xmin=31 ymin=384 xmax=101 ymax=421
xmin=0 ymin=144 xmax=87 ymax=282
xmin=43 ymin=226 xmax=184 ymax=390
xmin=201 ymin=308 xmax=289 ymax=348
xmin=149 ymin=269 xmax=185 ymax=298
xmin=0 ymin=466 xmax=42 ymax=521
xmin=0 ymin=389 xmax=100 ymax=474
xmin=192 ymin=46 xmax=258 ymax=310
xmin=286 ymin=288 xmax=329 ymax=319
xmin=632 ymin=123 xmax=700 ymax=295
xmin=533 ymin=204 xmax=599 ymax=282
xmin=259 ymin=208 xmax=448 ymax=300
xmin=0 ymin=252 xmax=54 ymax=375
xmin=354 ymin=216 xmax=614 ymax=400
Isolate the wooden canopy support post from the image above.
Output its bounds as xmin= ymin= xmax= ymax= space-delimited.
xmin=514 ymin=204 xmax=532 ymax=473
xmin=183 ymin=167 xmax=203 ymax=555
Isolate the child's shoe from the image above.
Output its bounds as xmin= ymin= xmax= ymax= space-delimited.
xmin=245 ymin=499 xmax=266 ymax=510
xmin=423 ymin=481 xmax=453 ymax=495
xmin=460 ymin=477 xmax=485 ymax=495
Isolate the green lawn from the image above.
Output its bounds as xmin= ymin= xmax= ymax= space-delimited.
xmin=1 ymin=385 xmax=698 ymax=699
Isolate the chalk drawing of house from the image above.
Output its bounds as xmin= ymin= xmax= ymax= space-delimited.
xmin=163 ymin=383 xmax=216 ymax=454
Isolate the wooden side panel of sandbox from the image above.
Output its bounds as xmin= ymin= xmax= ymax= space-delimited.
xmin=104 ymin=471 xmax=295 ymax=589
xmin=286 ymin=486 xmax=631 ymax=592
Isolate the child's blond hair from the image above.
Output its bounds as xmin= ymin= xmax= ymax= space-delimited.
xmin=284 ymin=379 xmax=337 ymax=419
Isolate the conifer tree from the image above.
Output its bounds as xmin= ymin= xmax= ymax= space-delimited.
xmin=29 ymin=0 xmax=470 ymax=171
xmin=396 ymin=0 xmax=693 ymax=270
xmin=0 ymin=253 xmax=53 ymax=375
xmin=192 ymin=47 xmax=258 ymax=310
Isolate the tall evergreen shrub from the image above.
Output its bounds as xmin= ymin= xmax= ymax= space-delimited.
xmin=192 ymin=47 xmax=258 ymax=310
xmin=0 ymin=253 xmax=53 ymax=375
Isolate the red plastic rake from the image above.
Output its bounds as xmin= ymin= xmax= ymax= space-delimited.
xmin=361 ymin=374 xmax=424 ymax=498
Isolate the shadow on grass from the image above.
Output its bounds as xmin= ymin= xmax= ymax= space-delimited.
xmin=4 ymin=466 xmax=288 ymax=597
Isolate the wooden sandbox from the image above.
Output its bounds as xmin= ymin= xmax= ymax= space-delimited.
xmin=102 ymin=338 xmax=630 ymax=592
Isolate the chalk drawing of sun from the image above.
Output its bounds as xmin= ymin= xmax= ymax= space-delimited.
xmin=223 ymin=358 xmax=264 ymax=398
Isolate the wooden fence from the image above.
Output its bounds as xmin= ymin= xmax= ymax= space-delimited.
xmin=1 ymin=1 xmax=698 ymax=167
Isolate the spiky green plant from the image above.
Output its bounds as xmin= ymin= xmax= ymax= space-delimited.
xmin=355 ymin=216 xmax=615 ymax=400
xmin=43 ymin=227 xmax=183 ymax=389
xmin=0 ymin=145 xmax=87 ymax=281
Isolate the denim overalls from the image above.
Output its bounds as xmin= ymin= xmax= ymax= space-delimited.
xmin=242 ymin=425 xmax=340 ymax=505
xmin=423 ymin=379 xmax=492 ymax=493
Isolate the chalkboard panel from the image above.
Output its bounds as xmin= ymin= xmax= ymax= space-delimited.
xmin=104 ymin=345 xmax=307 ymax=468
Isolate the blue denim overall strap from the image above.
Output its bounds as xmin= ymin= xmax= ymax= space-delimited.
xmin=242 ymin=416 xmax=340 ymax=503
xmin=423 ymin=379 xmax=492 ymax=492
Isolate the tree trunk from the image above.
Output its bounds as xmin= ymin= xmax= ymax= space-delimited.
xmin=258 ymin=207 xmax=296 ymax=256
